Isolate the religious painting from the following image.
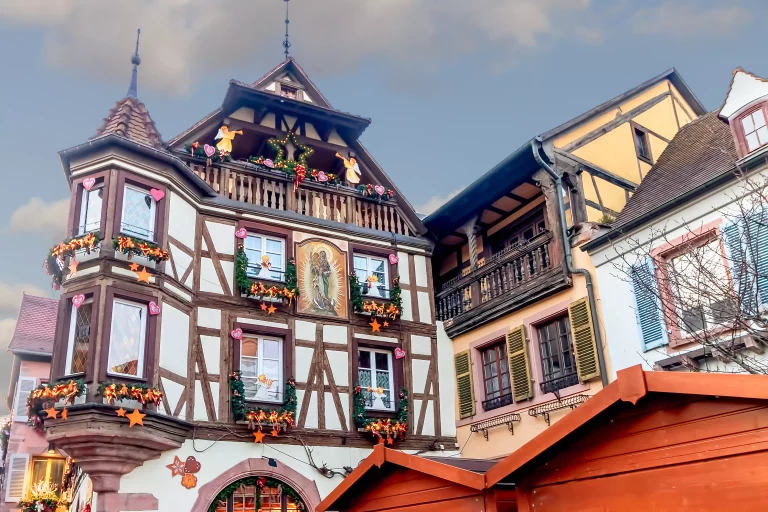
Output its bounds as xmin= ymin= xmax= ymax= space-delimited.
xmin=296 ymin=239 xmax=348 ymax=319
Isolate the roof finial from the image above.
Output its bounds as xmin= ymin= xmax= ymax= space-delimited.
xmin=282 ymin=0 xmax=291 ymax=60
xmin=126 ymin=28 xmax=141 ymax=99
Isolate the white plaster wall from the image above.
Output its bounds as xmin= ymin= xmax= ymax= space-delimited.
xmin=410 ymin=335 xmax=431 ymax=356
xmin=229 ymin=107 xmax=255 ymax=123
xmin=200 ymin=335 xmax=221 ymax=373
xmin=417 ymin=291 xmax=432 ymax=324
xmin=294 ymin=346 xmax=314 ymax=383
xmin=220 ymin=260 xmax=234 ymax=294
xmin=295 ymin=320 xmax=316 ymax=341
xmin=167 ymin=192 xmax=197 ymax=249
xmin=436 ymin=321 xmax=457 ymax=436
xmin=421 ymin=402 xmax=435 ymax=436
xmin=205 ymin=221 xmax=235 ymax=255
xmin=160 ymin=378 xmax=184 ymax=417
xmin=324 ymin=392 xmax=345 ymax=430
xmin=169 ymin=245 xmax=193 ymax=284
xmin=413 ymin=255 xmax=428 ymax=287
xmin=325 ymin=351 xmax=348 ymax=387
xmin=412 ymin=359 xmax=431 ymax=394
xmin=399 ymin=289 xmax=413 ymax=322
xmin=199 ymin=258 xmax=223 ymax=294
xmin=193 ymin=381 xmax=207 ymax=421
xmin=721 ymin=71 xmax=768 ymax=118
xmin=159 ymin=304 xmax=189 ymax=377
xmin=322 ymin=324 xmax=347 ymax=344
xmin=397 ymin=252 xmax=410 ymax=285
xmin=590 ymin=168 xmax=768 ymax=377
xmin=197 ymin=308 xmax=221 ymax=329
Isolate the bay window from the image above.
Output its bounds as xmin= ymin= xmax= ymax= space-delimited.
xmin=121 ymin=185 xmax=156 ymax=241
xmin=240 ymin=336 xmax=283 ymax=403
xmin=107 ymin=299 xmax=147 ymax=378
xmin=78 ymin=185 xmax=103 ymax=235
xmin=358 ymin=348 xmax=394 ymax=411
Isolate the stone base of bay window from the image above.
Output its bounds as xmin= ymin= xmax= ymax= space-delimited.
xmin=45 ymin=404 xmax=191 ymax=509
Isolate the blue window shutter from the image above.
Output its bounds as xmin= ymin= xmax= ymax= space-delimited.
xmin=630 ymin=258 xmax=668 ymax=350
xmin=722 ymin=221 xmax=756 ymax=314
xmin=746 ymin=210 xmax=768 ymax=307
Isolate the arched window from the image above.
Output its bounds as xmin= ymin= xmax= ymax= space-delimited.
xmin=211 ymin=477 xmax=305 ymax=512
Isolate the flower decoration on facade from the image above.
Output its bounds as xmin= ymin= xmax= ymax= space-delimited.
xmin=113 ymin=236 xmax=169 ymax=262
xmin=353 ymin=386 xmax=409 ymax=445
xmin=27 ymin=380 xmax=86 ymax=424
xmin=357 ymin=184 xmax=396 ymax=201
xmin=18 ymin=481 xmax=64 ymax=512
xmin=235 ymin=247 xmax=299 ymax=310
xmin=45 ymin=232 xmax=100 ymax=288
xmin=349 ymin=274 xmax=403 ymax=320
xmin=96 ymin=382 xmax=164 ymax=407
xmin=230 ymin=373 xmax=297 ymax=440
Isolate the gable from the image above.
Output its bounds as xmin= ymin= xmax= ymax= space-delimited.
xmin=251 ymin=58 xmax=331 ymax=109
xmin=720 ymin=69 xmax=768 ymax=119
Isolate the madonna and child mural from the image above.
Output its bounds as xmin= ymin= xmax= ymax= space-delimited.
xmin=296 ymin=239 xmax=347 ymax=318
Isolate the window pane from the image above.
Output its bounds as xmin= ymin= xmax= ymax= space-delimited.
xmin=371 ymin=259 xmax=385 ymax=274
xmin=241 ymin=357 xmax=257 ymax=377
xmin=266 ymin=239 xmax=282 ymax=256
xmin=49 ymin=459 xmax=65 ymax=493
xmin=748 ymin=132 xmax=761 ymax=151
xmin=81 ymin=188 xmax=102 ymax=234
xmin=121 ymin=187 xmax=154 ymax=240
xmin=358 ymin=368 xmax=372 ymax=388
xmin=108 ymin=301 xmax=145 ymax=377
xmin=68 ymin=302 xmax=92 ymax=374
xmin=742 ymin=115 xmax=755 ymax=133
xmin=241 ymin=339 xmax=258 ymax=358
xmin=757 ymin=126 xmax=768 ymax=146
xmin=374 ymin=352 xmax=389 ymax=371
xmin=358 ymin=350 xmax=371 ymax=369
xmin=754 ymin=110 xmax=767 ymax=129
xmin=31 ymin=459 xmax=48 ymax=486
xmin=354 ymin=256 xmax=368 ymax=271
xmin=262 ymin=339 xmax=280 ymax=359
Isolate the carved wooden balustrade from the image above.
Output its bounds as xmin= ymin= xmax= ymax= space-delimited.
xmin=436 ymin=231 xmax=554 ymax=323
xmin=185 ymin=157 xmax=412 ymax=236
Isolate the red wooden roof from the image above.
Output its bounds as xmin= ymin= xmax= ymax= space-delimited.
xmin=316 ymin=445 xmax=486 ymax=512
xmin=485 ymin=365 xmax=768 ymax=486
xmin=8 ymin=294 xmax=58 ymax=356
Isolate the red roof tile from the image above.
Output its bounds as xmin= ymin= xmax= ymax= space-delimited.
xmin=8 ymin=294 xmax=59 ymax=356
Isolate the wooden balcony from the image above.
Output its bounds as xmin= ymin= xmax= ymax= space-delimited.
xmin=436 ymin=231 xmax=570 ymax=336
xmin=182 ymin=156 xmax=413 ymax=236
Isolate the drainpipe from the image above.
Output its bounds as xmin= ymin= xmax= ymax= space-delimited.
xmin=531 ymin=138 xmax=609 ymax=386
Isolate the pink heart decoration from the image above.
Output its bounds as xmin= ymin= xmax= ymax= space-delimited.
xmin=204 ymin=144 xmax=216 ymax=158
xmin=394 ymin=347 xmax=406 ymax=360
xmin=150 ymin=188 xmax=165 ymax=202
xmin=374 ymin=185 xmax=386 ymax=196
xmin=72 ymin=294 xmax=85 ymax=309
xmin=263 ymin=158 xmax=274 ymax=168
xmin=235 ymin=228 xmax=248 ymax=239
xmin=83 ymin=177 xmax=96 ymax=191
xmin=317 ymin=171 xmax=329 ymax=183
xmin=388 ymin=253 xmax=399 ymax=265
xmin=149 ymin=301 xmax=161 ymax=316
xmin=230 ymin=328 xmax=243 ymax=340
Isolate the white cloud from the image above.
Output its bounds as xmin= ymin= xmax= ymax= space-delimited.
xmin=0 ymin=282 xmax=49 ymax=317
xmin=632 ymin=2 xmax=750 ymax=36
xmin=0 ymin=0 xmax=597 ymax=96
xmin=417 ymin=188 xmax=465 ymax=216
xmin=7 ymin=197 xmax=69 ymax=241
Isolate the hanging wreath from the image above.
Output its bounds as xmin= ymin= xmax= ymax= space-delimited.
xmin=349 ymin=274 xmax=402 ymax=319
xmin=353 ymin=386 xmax=409 ymax=445
xmin=96 ymin=382 xmax=163 ymax=407
xmin=45 ymin=232 xmax=100 ymax=288
xmin=113 ymin=235 xmax=169 ymax=262
xmin=207 ymin=476 xmax=306 ymax=512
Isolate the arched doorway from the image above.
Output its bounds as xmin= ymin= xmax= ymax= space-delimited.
xmin=210 ymin=476 xmax=305 ymax=511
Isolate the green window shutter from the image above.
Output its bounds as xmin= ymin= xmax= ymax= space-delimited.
xmin=568 ymin=297 xmax=601 ymax=382
xmin=506 ymin=326 xmax=533 ymax=402
xmin=454 ymin=350 xmax=475 ymax=419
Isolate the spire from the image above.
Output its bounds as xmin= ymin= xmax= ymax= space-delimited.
xmin=282 ymin=0 xmax=291 ymax=60
xmin=126 ymin=29 xmax=141 ymax=99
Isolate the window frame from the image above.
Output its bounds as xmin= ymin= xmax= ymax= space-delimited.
xmin=244 ymin=233 xmax=286 ymax=283
xmin=353 ymin=253 xmax=391 ymax=300
xmin=99 ymin=287 xmax=159 ymax=384
xmin=64 ymin=297 xmax=94 ymax=377
xmin=733 ymin=103 xmax=768 ymax=158
xmin=536 ymin=314 xmax=578 ymax=393
xmin=120 ymin=184 xmax=158 ymax=242
xmin=78 ymin=184 xmax=105 ymax=236
xmin=69 ymin=173 xmax=109 ymax=238
xmin=53 ymin=287 xmax=101 ymax=381
xmin=232 ymin=322 xmax=293 ymax=408
xmin=112 ymin=173 xmax=167 ymax=248
xmin=106 ymin=298 xmax=148 ymax=379
xmin=631 ymin=122 xmax=653 ymax=164
xmin=740 ymin=106 xmax=768 ymax=153
xmin=348 ymin=243 xmax=398 ymax=303
xmin=29 ymin=457 xmax=67 ymax=498
xmin=357 ymin=347 xmax=396 ymax=412
xmin=238 ymin=335 xmax=284 ymax=404
xmin=480 ymin=341 xmax=512 ymax=407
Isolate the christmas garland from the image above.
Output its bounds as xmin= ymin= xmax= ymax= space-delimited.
xmin=27 ymin=380 xmax=86 ymax=418
xmin=248 ymin=131 xmax=343 ymax=188
xmin=185 ymin=141 xmax=232 ymax=163
xmin=113 ymin=235 xmax=169 ymax=262
xmin=357 ymin=184 xmax=396 ymax=201
xmin=96 ymin=382 xmax=163 ymax=407
xmin=353 ymin=386 xmax=409 ymax=444
xmin=0 ymin=420 xmax=10 ymax=461
xmin=207 ymin=476 xmax=305 ymax=512
xmin=230 ymin=372 xmax=297 ymax=425
xmin=235 ymin=246 xmax=299 ymax=303
xmin=45 ymin=232 xmax=100 ymax=287
xmin=18 ymin=481 xmax=65 ymax=512
xmin=349 ymin=274 xmax=403 ymax=319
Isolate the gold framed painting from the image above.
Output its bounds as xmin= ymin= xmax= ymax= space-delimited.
xmin=296 ymin=239 xmax=348 ymax=319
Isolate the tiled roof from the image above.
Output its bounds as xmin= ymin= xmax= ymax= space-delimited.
xmin=608 ymin=111 xmax=737 ymax=232
xmin=8 ymin=294 xmax=59 ymax=356
xmin=94 ymin=97 xmax=163 ymax=149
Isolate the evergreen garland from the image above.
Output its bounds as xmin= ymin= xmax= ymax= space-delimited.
xmin=352 ymin=385 xmax=410 ymax=442
xmin=45 ymin=232 xmax=100 ymax=287
xmin=234 ymin=247 xmax=299 ymax=301
xmin=348 ymin=274 xmax=403 ymax=319
xmin=112 ymin=235 xmax=169 ymax=262
xmin=235 ymin=245 xmax=251 ymax=295
xmin=230 ymin=374 xmax=297 ymax=422
xmin=207 ymin=476 xmax=305 ymax=512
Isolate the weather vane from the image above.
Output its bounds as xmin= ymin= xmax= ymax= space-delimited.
xmin=283 ymin=0 xmax=291 ymax=60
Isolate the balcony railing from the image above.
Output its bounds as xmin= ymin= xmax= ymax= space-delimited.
xmin=482 ymin=392 xmax=514 ymax=412
xmin=436 ymin=231 xmax=554 ymax=323
xmin=183 ymin=156 xmax=413 ymax=236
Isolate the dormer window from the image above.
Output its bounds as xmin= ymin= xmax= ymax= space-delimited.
xmin=740 ymin=107 xmax=768 ymax=152
xmin=280 ymin=84 xmax=298 ymax=99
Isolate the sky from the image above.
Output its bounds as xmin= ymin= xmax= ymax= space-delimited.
xmin=0 ymin=0 xmax=766 ymax=412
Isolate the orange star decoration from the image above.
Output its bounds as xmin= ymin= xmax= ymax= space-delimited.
xmin=61 ymin=407 xmax=68 ymax=421
xmin=271 ymin=428 xmax=280 ymax=437
xmin=68 ymin=259 xmax=79 ymax=276
xmin=267 ymin=305 xmax=276 ymax=315
xmin=369 ymin=318 xmax=381 ymax=333
xmin=260 ymin=303 xmax=268 ymax=311
xmin=129 ymin=262 xmax=140 ymax=272
xmin=166 ymin=456 xmax=186 ymax=477
xmin=383 ymin=321 xmax=389 ymax=328
xmin=45 ymin=407 xmax=59 ymax=419
xmin=116 ymin=407 xmax=127 ymax=417
xmin=253 ymin=429 xmax=265 ymax=443
xmin=126 ymin=408 xmax=146 ymax=427
xmin=135 ymin=266 xmax=151 ymax=284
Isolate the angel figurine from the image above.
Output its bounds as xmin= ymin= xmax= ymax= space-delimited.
xmin=215 ymin=125 xmax=243 ymax=153
xmin=257 ymin=255 xmax=272 ymax=279
xmin=335 ymin=152 xmax=361 ymax=184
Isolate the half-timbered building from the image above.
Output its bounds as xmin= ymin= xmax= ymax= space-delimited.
xmin=32 ymin=40 xmax=456 ymax=512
